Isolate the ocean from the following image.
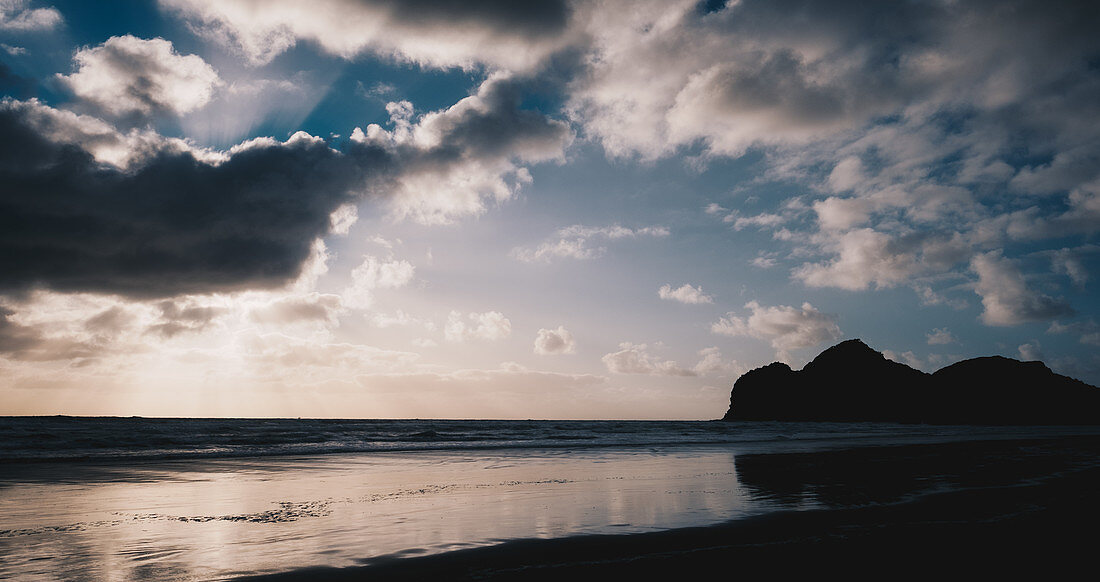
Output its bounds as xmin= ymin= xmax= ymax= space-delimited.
xmin=2 ymin=417 xmax=1098 ymax=581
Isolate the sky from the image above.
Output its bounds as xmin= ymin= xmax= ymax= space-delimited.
xmin=1 ymin=0 xmax=1099 ymax=419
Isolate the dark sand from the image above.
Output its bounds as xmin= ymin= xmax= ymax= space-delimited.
xmin=238 ymin=435 xmax=1100 ymax=581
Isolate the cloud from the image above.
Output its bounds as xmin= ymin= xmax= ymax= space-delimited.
xmin=1 ymin=70 xmax=570 ymax=297
xmin=445 ymin=311 xmax=511 ymax=342
xmin=970 ymin=251 xmax=1073 ymax=326
xmin=1047 ymin=320 xmax=1100 ymax=347
xmin=343 ymin=255 xmax=415 ymax=309
xmin=0 ymin=0 xmax=61 ymax=31
xmin=145 ymin=299 xmax=226 ymax=338
xmin=352 ymin=73 xmax=573 ymax=224
xmin=1018 ymin=341 xmax=1045 ymax=362
xmin=239 ymin=331 xmax=419 ymax=372
xmin=925 ymin=327 xmax=956 ymax=345
xmin=59 ymin=36 xmax=222 ymax=120
xmin=160 ymin=0 xmax=574 ymax=71
xmin=601 ymin=342 xmax=696 ymax=376
xmin=1047 ymin=244 xmax=1099 ymax=287
xmin=370 ymin=310 xmax=434 ymax=330
xmin=533 ymin=326 xmax=575 ymax=355
xmin=555 ymin=0 xmax=1100 ymax=318
xmin=882 ymin=349 xmax=925 ymax=370
xmin=794 ymin=229 xmax=969 ymax=291
xmin=711 ymin=300 xmax=841 ymax=359
xmin=511 ymin=224 xmax=669 ymax=262
xmin=328 ymin=204 xmax=359 ymax=236
xmin=658 ymin=283 xmax=713 ymax=304
xmin=751 ymin=255 xmax=778 ymax=269
xmin=0 ymin=99 xmax=381 ymax=297
xmin=248 ymin=293 xmax=343 ymax=326
xmin=0 ymin=293 xmax=158 ymax=365
xmin=0 ymin=306 xmax=100 ymax=362
xmin=566 ymin=0 xmax=921 ymax=159
xmin=692 ymin=346 xmax=744 ymax=377
xmin=569 ymin=0 xmax=1100 ymax=161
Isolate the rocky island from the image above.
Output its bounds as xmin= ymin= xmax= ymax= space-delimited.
xmin=723 ymin=339 xmax=1100 ymax=425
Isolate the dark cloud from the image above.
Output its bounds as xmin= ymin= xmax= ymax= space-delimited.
xmin=407 ymin=74 xmax=572 ymax=164
xmin=0 ymin=306 xmax=39 ymax=353
xmin=0 ymin=69 xmax=572 ymax=297
xmin=0 ymin=102 xmax=391 ymax=298
xmin=0 ymin=306 xmax=98 ymax=361
xmin=382 ymin=0 xmax=570 ymax=38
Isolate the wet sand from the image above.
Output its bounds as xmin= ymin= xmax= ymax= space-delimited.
xmin=238 ymin=435 xmax=1100 ymax=581
xmin=0 ymin=445 xmax=764 ymax=580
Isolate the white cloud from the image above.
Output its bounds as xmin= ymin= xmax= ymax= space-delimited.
xmin=328 ymin=204 xmax=359 ymax=236
xmin=370 ymin=310 xmax=432 ymax=330
xmin=827 ymin=157 xmax=865 ymax=192
xmin=511 ymin=224 xmax=669 ymax=263
xmin=813 ymin=197 xmax=872 ymax=231
xmin=1048 ymin=245 xmax=1099 ymax=287
xmin=601 ymin=342 xmax=696 ymax=376
xmin=352 ymin=73 xmax=573 ymax=224
xmin=160 ymin=0 xmax=575 ymax=71
xmin=658 ymin=283 xmax=713 ymax=304
xmin=553 ymin=0 xmax=1100 ymax=319
xmin=239 ymin=331 xmax=419 ymax=372
xmin=970 ymin=251 xmax=1073 ymax=326
xmin=59 ymin=35 xmax=222 ymax=118
xmin=0 ymin=0 xmax=61 ymax=31
xmin=925 ymin=327 xmax=956 ymax=345
xmin=915 ymin=284 xmax=969 ymax=310
xmin=731 ymin=212 xmax=786 ymax=231
xmin=794 ymin=229 xmax=969 ymax=292
xmin=794 ymin=229 xmax=919 ymax=291
xmin=751 ymin=255 xmax=778 ymax=269
xmin=711 ymin=300 xmax=841 ymax=359
xmin=534 ymin=326 xmax=576 ymax=355
xmin=445 ymin=311 xmax=511 ymax=342
xmin=248 ymin=293 xmax=343 ymax=326
xmin=1018 ymin=341 xmax=1045 ymax=362
xmin=3 ymin=97 xmax=225 ymax=169
xmin=343 ymin=256 xmax=415 ymax=309
xmin=692 ymin=346 xmax=744 ymax=377
xmin=882 ymin=349 xmax=924 ymax=370
xmin=2 ymin=43 xmax=27 ymax=55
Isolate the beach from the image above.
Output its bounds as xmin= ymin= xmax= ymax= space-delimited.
xmin=2 ymin=419 xmax=1098 ymax=581
xmin=240 ymin=435 xmax=1100 ymax=580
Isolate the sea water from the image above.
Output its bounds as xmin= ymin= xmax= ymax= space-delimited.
xmin=1 ymin=417 xmax=1095 ymax=581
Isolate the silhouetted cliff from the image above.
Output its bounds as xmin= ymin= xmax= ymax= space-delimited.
xmin=722 ymin=339 xmax=1100 ymax=425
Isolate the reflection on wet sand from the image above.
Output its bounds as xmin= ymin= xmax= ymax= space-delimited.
xmin=0 ymin=447 xmax=756 ymax=581
xmin=733 ymin=437 xmax=1100 ymax=509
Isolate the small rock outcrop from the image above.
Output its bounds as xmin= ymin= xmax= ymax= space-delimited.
xmin=722 ymin=339 xmax=1100 ymax=425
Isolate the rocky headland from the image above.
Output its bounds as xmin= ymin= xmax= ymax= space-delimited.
xmin=722 ymin=339 xmax=1100 ymax=424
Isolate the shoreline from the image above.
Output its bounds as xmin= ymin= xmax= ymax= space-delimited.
xmin=237 ymin=435 xmax=1100 ymax=581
